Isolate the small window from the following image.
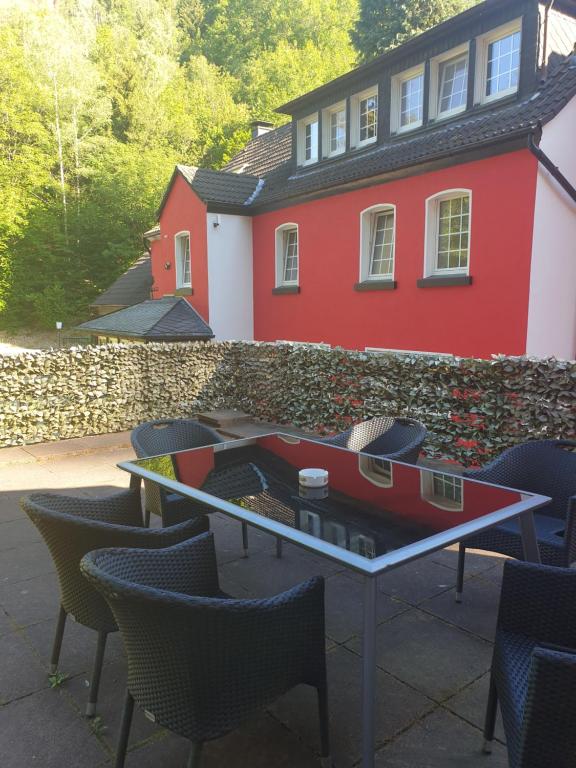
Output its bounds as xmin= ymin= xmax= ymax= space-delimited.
xmin=421 ymin=471 xmax=463 ymax=511
xmin=351 ymin=87 xmax=378 ymax=148
xmin=322 ymin=101 xmax=346 ymax=157
xmin=358 ymin=455 xmax=393 ymax=488
xmin=297 ymin=114 xmax=319 ymax=165
xmin=175 ymin=231 xmax=191 ymax=288
xmin=275 ymin=224 xmax=299 ymax=286
xmin=391 ymin=65 xmax=425 ymax=133
xmin=350 ymin=532 xmax=376 ymax=558
xmin=425 ymin=191 xmax=471 ymax=276
xmin=299 ymin=509 xmax=321 ymax=537
xmin=359 ymin=205 xmax=396 ymax=282
xmin=429 ymin=47 xmax=469 ymax=120
xmin=475 ymin=20 xmax=522 ymax=104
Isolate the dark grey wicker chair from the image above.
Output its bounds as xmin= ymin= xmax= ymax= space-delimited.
xmin=21 ymin=489 xmax=208 ymax=717
xmin=484 ymin=560 xmax=576 ymax=767
xmin=456 ymin=440 xmax=576 ymax=602
xmin=320 ymin=416 xmax=427 ymax=464
xmin=81 ymin=533 xmax=330 ymax=768
xmin=131 ymin=418 xmax=223 ymax=528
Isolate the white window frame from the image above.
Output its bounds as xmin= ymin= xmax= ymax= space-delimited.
xmin=275 ymin=223 xmax=299 ymax=287
xmin=359 ymin=204 xmax=396 ymax=282
xmin=322 ymin=100 xmax=347 ymax=158
xmin=391 ymin=63 xmax=425 ymax=134
xmin=350 ymin=86 xmax=378 ymax=149
xmin=358 ymin=455 xmax=394 ymax=488
xmin=423 ymin=189 xmax=472 ymax=277
xmin=429 ymin=44 xmax=469 ymax=121
xmin=421 ymin=471 xmax=464 ymax=511
xmin=297 ymin=113 xmax=319 ymax=166
xmin=174 ymin=230 xmax=191 ymax=288
xmin=474 ymin=18 xmax=522 ymax=105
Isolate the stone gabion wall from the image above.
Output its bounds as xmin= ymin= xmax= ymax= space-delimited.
xmin=1 ymin=341 xmax=574 ymax=465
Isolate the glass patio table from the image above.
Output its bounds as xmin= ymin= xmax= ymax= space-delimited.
xmin=120 ymin=432 xmax=550 ymax=768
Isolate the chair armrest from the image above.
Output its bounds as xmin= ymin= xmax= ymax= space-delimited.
xmin=498 ymin=560 xmax=576 ymax=645
xmin=564 ymin=495 xmax=576 ymax=564
xmin=518 ymin=646 xmax=576 ymax=768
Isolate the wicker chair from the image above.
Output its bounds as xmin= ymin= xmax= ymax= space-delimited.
xmin=21 ymin=489 xmax=208 ymax=717
xmin=131 ymin=418 xmax=223 ymax=528
xmin=484 ymin=560 xmax=576 ymax=767
xmin=456 ymin=440 xmax=576 ymax=601
xmin=320 ymin=416 xmax=427 ymax=464
xmin=81 ymin=532 xmax=330 ymax=768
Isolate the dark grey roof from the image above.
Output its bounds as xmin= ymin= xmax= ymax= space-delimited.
xmin=77 ymin=297 xmax=213 ymax=340
xmin=157 ymin=165 xmax=262 ymax=216
xmin=91 ymin=254 xmax=153 ymax=308
xmin=223 ymin=123 xmax=292 ymax=176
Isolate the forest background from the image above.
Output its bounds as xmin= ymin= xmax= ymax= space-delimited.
xmin=0 ymin=0 xmax=474 ymax=328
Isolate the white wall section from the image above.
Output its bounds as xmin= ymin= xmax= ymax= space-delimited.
xmin=206 ymin=213 xmax=254 ymax=340
xmin=527 ymin=93 xmax=576 ymax=359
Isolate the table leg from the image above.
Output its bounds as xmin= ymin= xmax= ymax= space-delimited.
xmin=362 ymin=575 xmax=377 ymax=768
xmin=519 ymin=510 xmax=541 ymax=563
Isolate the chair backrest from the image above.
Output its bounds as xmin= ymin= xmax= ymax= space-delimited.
xmin=21 ymin=492 xmax=207 ymax=633
xmin=465 ymin=440 xmax=576 ymax=519
xmin=81 ymin=536 xmax=325 ymax=743
xmin=131 ymin=419 xmax=223 ymax=459
xmin=326 ymin=416 xmax=427 ymax=464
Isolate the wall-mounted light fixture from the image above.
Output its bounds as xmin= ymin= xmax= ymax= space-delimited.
xmin=213 ymin=214 xmax=221 ymax=228
xmin=164 ymin=261 xmax=171 ymax=270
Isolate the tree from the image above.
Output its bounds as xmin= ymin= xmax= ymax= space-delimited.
xmin=352 ymin=0 xmax=477 ymax=63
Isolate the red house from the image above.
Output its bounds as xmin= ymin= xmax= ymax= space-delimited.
xmin=147 ymin=0 xmax=576 ymax=359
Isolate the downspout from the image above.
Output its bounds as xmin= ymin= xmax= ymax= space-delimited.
xmin=542 ymin=0 xmax=555 ymax=76
xmin=528 ymin=133 xmax=576 ymax=203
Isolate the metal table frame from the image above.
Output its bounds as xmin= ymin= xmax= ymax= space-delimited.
xmin=120 ymin=433 xmax=550 ymax=768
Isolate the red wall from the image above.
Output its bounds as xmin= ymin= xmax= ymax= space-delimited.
xmin=150 ymin=174 xmax=210 ymax=322
xmin=252 ymin=150 xmax=539 ymax=358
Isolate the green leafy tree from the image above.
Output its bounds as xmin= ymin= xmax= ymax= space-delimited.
xmin=352 ymin=0 xmax=477 ymax=62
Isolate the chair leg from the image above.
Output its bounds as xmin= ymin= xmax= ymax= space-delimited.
xmin=242 ymin=521 xmax=249 ymax=557
xmin=86 ymin=632 xmax=107 ymax=717
xmin=276 ymin=536 xmax=283 ymax=559
xmin=482 ymin=674 xmax=498 ymax=753
xmin=115 ymin=689 xmax=135 ymax=768
xmin=144 ymin=507 xmax=150 ymax=528
xmin=455 ymin=542 xmax=466 ymax=603
xmin=187 ymin=742 xmax=203 ymax=768
xmin=49 ymin=605 xmax=67 ymax=674
xmin=317 ymin=684 xmax=331 ymax=766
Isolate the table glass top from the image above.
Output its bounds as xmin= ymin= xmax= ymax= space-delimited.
xmin=123 ymin=434 xmax=542 ymax=570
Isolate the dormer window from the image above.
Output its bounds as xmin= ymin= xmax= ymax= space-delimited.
xmin=322 ymin=101 xmax=346 ymax=157
xmin=475 ymin=20 xmax=522 ymax=104
xmin=351 ymin=87 xmax=378 ymax=149
xmin=297 ymin=114 xmax=319 ymax=166
xmin=391 ymin=65 xmax=424 ymax=133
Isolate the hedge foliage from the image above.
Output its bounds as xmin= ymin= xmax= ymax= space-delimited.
xmin=0 ymin=342 xmax=574 ymax=466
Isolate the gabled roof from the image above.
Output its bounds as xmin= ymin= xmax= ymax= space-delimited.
xmin=90 ymin=254 xmax=153 ymax=308
xmin=223 ymin=123 xmax=292 ymax=176
xmin=77 ymin=297 xmax=213 ymax=340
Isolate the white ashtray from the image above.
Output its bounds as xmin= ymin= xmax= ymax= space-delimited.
xmin=299 ymin=468 xmax=329 ymax=488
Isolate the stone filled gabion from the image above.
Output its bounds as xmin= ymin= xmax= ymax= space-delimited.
xmin=0 ymin=342 xmax=574 ymax=465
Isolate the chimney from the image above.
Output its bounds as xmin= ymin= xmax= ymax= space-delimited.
xmin=250 ymin=120 xmax=274 ymax=139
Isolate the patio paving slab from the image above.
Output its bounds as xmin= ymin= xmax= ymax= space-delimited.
xmin=1 ymin=541 xmax=55 ymax=585
xmin=0 ymin=687 xmax=109 ymax=767
xmin=376 ymin=557 xmax=457 ymax=605
xmin=0 ymin=516 xmax=42 ymax=551
xmin=0 ymin=629 xmax=50 ymax=703
xmin=444 ymin=671 xmax=505 ymax=743
xmin=374 ymin=708 xmax=508 ymax=767
xmin=0 ymin=571 xmax=60 ymax=626
xmin=346 ymin=609 xmax=493 ymax=702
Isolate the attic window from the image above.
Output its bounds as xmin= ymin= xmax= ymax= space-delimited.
xmin=297 ymin=113 xmax=319 ymax=166
xmin=174 ymin=231 xmax=191 ymax=288
xmin=351 ymin=86 xmax=378 ymax=149
xmin=429 ymin=45 xmax=469 ymax=121
xmin=322 ymin=101 xmax=346 ymax=158
xmin=391 ymin=65 xmax=425 ymax=133
xmin=475 ymin=20 xmax=522 ymax=104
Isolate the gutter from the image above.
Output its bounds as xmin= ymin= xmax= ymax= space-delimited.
xmin=528 ymin=132 xmax=576 ymax=203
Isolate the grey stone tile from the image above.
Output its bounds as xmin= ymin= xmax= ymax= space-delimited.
xmin=210 ymin=512 xmax=278 ymax=565
xmin=0 ymin=542 xmax=54 ymax=584
xmin=0 ymin=607 xmax=14 ymax=637
xmin=378 ymin=559 xmax=455 ymax=605
xmin=126 ymin=712 xmax=322 ymax=767
xmin=0 ymin=463 xmax=66 ymax=492
xmin=347 ymin=609 xmax=493 ymax=702
xmin=270 ymin=646 xmax=434 ymax=768
xmin=0 ymin=517 xmax=42 ymax=551
xmin=430 ymin=546 xmax=505 ymax=577
xmin=444 ymin=672 xmax=505 ymax=742
xmin=375 ymin=708 xmax=508 ymax=767
xmin=325 ymin=573 xmax=408 ymax=644
xmin=0 ymin=572 xmax=60 ymax=626
xmin=0 ymin=687 xmax=109 ymax=767
xmin=0 ymin=492 xmax=29 ymax=522
xmin=420 ymin=575 xmax=502 ymax=642
xmin=0 ymin=630 xmax=49 ymax=703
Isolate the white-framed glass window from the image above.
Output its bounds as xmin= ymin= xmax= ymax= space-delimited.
xmin=391 ymin=64 xmax=425 ymax=133
xmin=475 ymin=20 xmax=522 ymax=104
xmin=350 ymin=532 xmax=376 ymax=558
xmin=359 ymin=204 xmax=396 ymax=282
xmin=297 ymin=113 xmax=319 ymax=166
xmin=174 ymin=231 xmax=191 ymax=288
xmin=322 ymin=101 xmax=346 ymax=157
xmin=323 ymin=520 xmax=347 ymax=548
xmin=424 ymin=190 xmax=471 ymax=276
xmin=275 ymin=223 xmax=299 ymax=286
xmin=358 ymin=455 xmax=393 ymax=488
xmin=421 ymin=471 xmax=463 ymax=511
xmin=350 ymin=86 xmax=378 ymax=148
xmin=299 ymin=509 xmax=321 ymax=537
xmin=429 ymin=45 xmax=469 ymax=120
